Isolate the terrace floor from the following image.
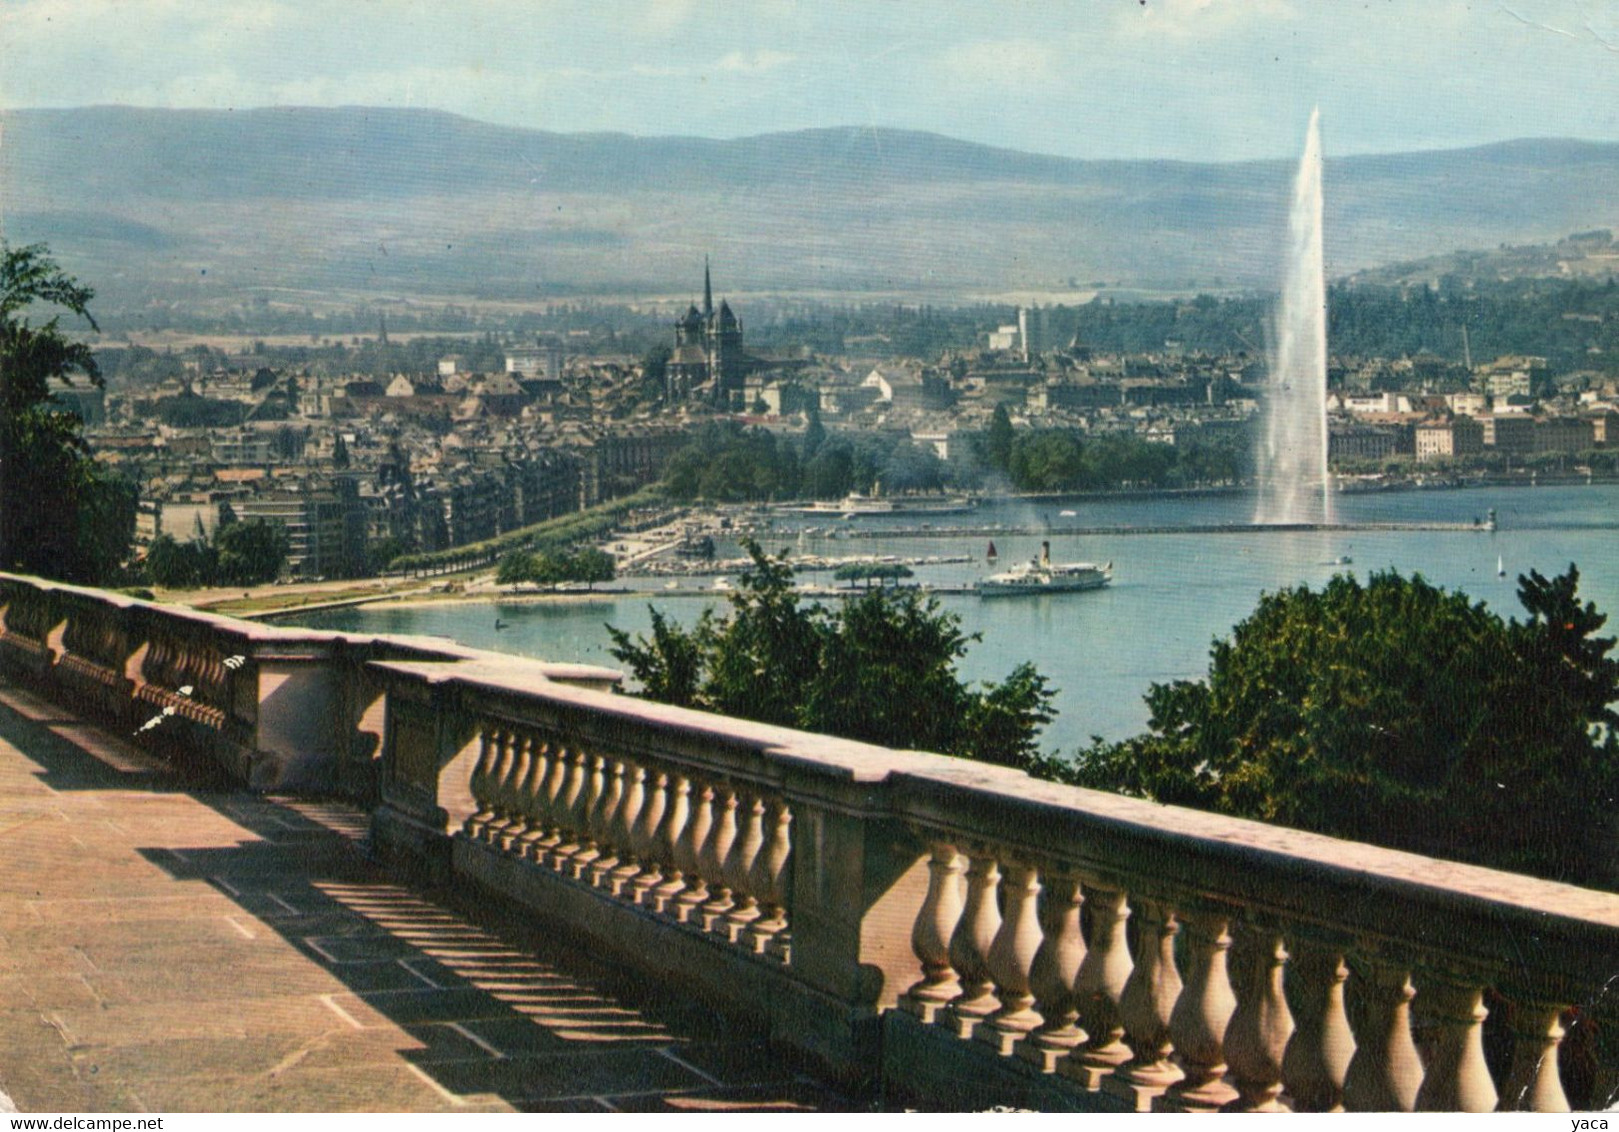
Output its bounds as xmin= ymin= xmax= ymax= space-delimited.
xmin=0 ymin=680 xmax=862 ymax=1113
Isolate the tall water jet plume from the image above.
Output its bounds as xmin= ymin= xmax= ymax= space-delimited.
xmin=1255 ymin=107 xmax=1334 ymax=526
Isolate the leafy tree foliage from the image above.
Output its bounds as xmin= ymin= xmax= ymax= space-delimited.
xmin=1054 ymin=566 xmax=1619 ymax=883
xmin=833 ymin=562 xmax=914 ymax=587
xmin=981 ymin=425 xmax=1248 ymax=493
xmin=215 ymin=519 xmax=290 ymax=586
xmin=662 ymin=421 xmax=950 ymax=503
xmin=0 ymin=244 xmax=137 ymax=584
xmin=983 ymin=403 xmax=1015 ymax=472
xmin=144 ymin=519 xmax=288 ymax=588
xmin=143 ymin=393 xmax=244 ymax=429
xmin=144 ymin=535 xmax=219 ymax=589
xmin=497 ymin=547 xmax=617 ymax=588
xmin=608 ymin=541 xmax=1055 ymax=768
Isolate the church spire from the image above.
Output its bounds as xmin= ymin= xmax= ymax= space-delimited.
xmin=703 ymin=256 xmax=713 ymax=317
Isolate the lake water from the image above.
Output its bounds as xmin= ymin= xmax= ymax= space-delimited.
xmin=291 ymin=484 xmax=1619 ymax=755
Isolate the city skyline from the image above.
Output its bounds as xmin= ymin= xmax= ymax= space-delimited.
xmin=4 ymin=0 xmax=1619 ymax=164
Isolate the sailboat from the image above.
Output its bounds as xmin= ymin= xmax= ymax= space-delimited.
xmin=986 ymin=540 xmax=998 ymax=561
xmin=1497 ymin=555 xmax=1506 ymax=579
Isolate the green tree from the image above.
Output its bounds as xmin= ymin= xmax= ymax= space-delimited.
xmin=0 ymin=244 xmax=137 ymax=583
xmin=565 ymin=547 xmax=616 ymax=589
xmin=606 ymin=607 xmax=709 ymax=708
xmin=144 ymin=534 xmax=218 ymax=589
xmin=496 ymin=551 xmax=537 ymax=586
xmin=801 ymin=406 xmax=827 ymax=461
xmin=801 ymin=442 xmax=855 ymax=499
xmin=983 ymin=403 xmax=1015 ymax=473
xmin=698 ymin=544 xmax=827 ymax=725
xmin=833 ymin=562 xmax=914 ymax=588
xmin=367 ymin=535 xmax=409 ymax=573
xmin=1059 ymin=567 xmax=1619 ymax=883
xmin=640 ymin=344 xmax=670 ymax=396
xmin=214 ymin=519 xmax=288 ymax=586
xmin=608 ymin=541 xmax=1056 ymax=768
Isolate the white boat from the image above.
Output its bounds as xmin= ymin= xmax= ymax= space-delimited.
xmin=777 ymin=493 xmax=975 ymax=516
xmin=977 ymin=542 xmax=1112 ymax=597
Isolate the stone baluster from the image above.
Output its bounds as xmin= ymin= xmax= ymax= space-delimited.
xmin=977 ymin=860 xmax=1045 ymax=1055
xmin=944 ymin=850 xmax=1003 ymax=1039
xmin=1161 ymin=909 xmax=1239 ymax=1111
xmin=899 ymin=842 xmax=966 ymax=1024
xmin=510 ymin=740 xmax=556 ymax=860
xmin=698 ymin=787 xmax=739 ymax=930
xmin=1414 ymin=971 xmax=1499 ymax=1112
xmin=1280 ymin=941 xmax=1355 ymax=1112
xmin=1222 ymin=926 xmax=1295 ymax=1112
xmin=529 ymin=739 xmax=572 ymax=863
xmin=493 ymin=734 xmax=536 ymax=851
xmin=1342 ymin=957 xmax=1424 ymax=1112
xmin=586 ymin=757 xmax=627 ymax=886
xmin=545 ymin=747 xmax=589 ymax=870
xmin=648 ymin=774 xmax=693 ymax=913
xmin=497 ymin=734 xmax=541 ymax=852
xmin=1059 ymin=884 xmax=1134 ymax=1090
xmin=480 ymin=729 xmax=520 ymax=844
xmin=746 ymin=798 xmax=792 ymax=956
xmin=671 ymin=783 xmax=714 ymax=924
xmin=606 ymin=763 xmax=647 ymax=896
xmin=721 ymin=792 xmax=766 ymax=942
xmin=1497 ymin=994 xmax=1572 ymax=1112
xmin=462 ymin=729 xmax=501 ymax=838
xmin=564 ymin=753 xmax=607 ymax=879
xmin=1102 ymin=899 xmax=1184 ymax=1112
xmin=1019 ymin=870 xmax=1086 ymax=1072
xmin=627 ymin=768 xmax=670 ymax=904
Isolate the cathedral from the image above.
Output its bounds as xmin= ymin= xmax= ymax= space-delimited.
xmin=666 ymin=259 xmax=746 ymax=405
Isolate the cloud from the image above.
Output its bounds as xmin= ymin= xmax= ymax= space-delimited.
xmin=715 ymin=49 xmax=795 ymax=74
xmin=1117 ymin=0 xmax=1297 ymax=40
xmin=938 ymin=38 xmax=1059 ymax=87
xmin=629 ymin=50 xmax=795 ymax=80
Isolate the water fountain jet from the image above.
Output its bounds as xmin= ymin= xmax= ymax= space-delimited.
xmin=1255 ymin=107 xmax=1334 ymax=526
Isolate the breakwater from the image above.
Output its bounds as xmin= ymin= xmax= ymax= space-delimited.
xmin=834 ymin=520 xmax=1492 ymax=540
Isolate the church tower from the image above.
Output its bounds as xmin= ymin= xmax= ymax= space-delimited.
xmin=709 ymin=299 xmax=744 ymax=405
xmin=667 ymin=257 xmax=746 ymax=403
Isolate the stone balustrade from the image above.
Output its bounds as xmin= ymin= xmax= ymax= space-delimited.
xmin=3 ymin=571 xmax=1618 ymax=1109
xmin=0 ymin=572 xmax=619 ymax=794
xmin=367 ymin=658 xmax=1619 ymax=1109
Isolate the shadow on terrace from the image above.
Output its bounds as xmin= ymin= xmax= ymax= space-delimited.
xmin=0 ymin=685 xmax=859 ymax=1113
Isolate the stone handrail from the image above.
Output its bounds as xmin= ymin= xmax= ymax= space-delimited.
xmin=363 ymin=657 xmax=1619 ymax=1111
xmin=0 ymin=572 xmax=620 ymax=792
xmin=885 ymin=759 xmax=1619 ymax=1111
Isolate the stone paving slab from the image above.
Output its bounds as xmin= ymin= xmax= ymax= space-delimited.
xmin=0 ymin=682 xmax=862 ymax=1113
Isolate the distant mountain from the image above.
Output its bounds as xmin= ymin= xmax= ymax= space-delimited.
xmin=3 ymin=106 xmax=1617 ymax=310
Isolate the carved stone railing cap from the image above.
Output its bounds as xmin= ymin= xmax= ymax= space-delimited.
xmin=888 ymin=765 xmax=1619 ymax=979
xmin=367 ymin=658 xmax=938 ymax=785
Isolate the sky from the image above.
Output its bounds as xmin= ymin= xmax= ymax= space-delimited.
xmin=4 ymin=0 xmax=1619 ymax=163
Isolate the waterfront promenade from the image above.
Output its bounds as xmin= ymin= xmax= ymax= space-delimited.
xmin=0 ymin=681 xmax=852 ymax=1113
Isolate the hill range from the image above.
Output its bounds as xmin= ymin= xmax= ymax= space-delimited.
xmin=3 ymin=105 xmax=1618 ymax=311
